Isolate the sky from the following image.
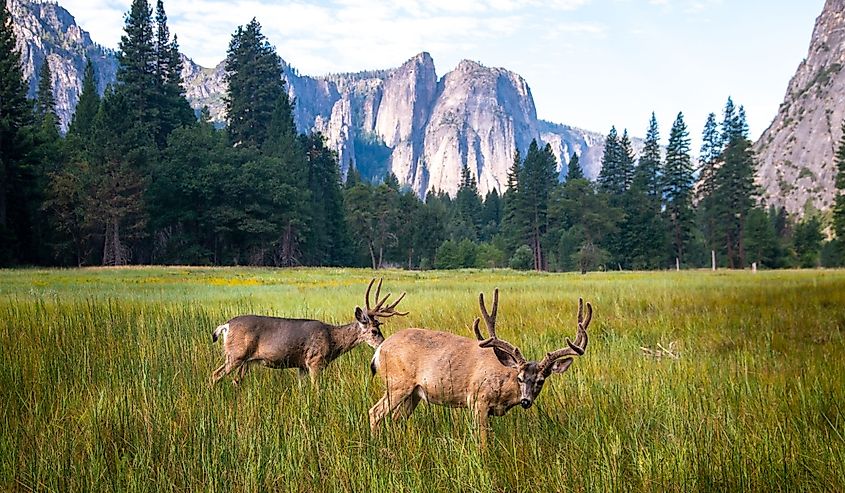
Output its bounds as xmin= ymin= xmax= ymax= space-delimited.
xmin=58 ymin=0 xmax=825 ymax=144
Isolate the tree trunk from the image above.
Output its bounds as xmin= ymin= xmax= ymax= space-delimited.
xmin=368 ymin=243 xmax=377 ymax=270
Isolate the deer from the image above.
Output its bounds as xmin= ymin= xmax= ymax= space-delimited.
xmin=368 ymin=288 xmax=590 ymax=446
xmin=211 ymin=278 xmax=408 ymax=387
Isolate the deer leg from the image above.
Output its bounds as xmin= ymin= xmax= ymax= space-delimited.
xmin=370 ymin=388 xmax=414 ymax=433
xmin=225 ymin=358 xmax=246 ymax=387
xmin=211 ymin=354 xmax=232 ymax=385
xmin=233 ymin=361 xmax=251 ymax=386
xmin=473 ymin=402 xmax=492 ymax=448
xmin=391 ymin=389 xmax=421 ymax=420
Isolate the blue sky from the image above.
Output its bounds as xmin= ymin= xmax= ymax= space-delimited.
xmin=60 ymin=0 xmax=825 ymax=145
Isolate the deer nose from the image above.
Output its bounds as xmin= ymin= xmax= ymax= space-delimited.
xmin=520 ymin=399 xmax=532 ymax=409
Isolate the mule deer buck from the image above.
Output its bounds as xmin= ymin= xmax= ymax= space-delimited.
xmin=369 ymin=288 xmax=590 ymax=445
xmin=211 ymin=278 xmax=408 ymax=386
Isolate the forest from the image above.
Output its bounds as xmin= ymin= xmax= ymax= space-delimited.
xmin=2 ymin=0 xmax=844 ymax=271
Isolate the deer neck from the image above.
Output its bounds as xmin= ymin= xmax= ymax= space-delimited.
xmin=327 ymin=322 xmax=363 ymax=360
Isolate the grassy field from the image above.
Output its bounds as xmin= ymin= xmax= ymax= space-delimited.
xmin=1 ymin=267 xmax=844 ymax=492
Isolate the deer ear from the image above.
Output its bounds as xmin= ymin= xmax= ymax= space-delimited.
xmin=546 ymin=357 xmax=574 ymax=375
xmin=492 ymin=348 xmax=521 ymax=369
xmin=355 ymin=306 xmax=369 ymax=325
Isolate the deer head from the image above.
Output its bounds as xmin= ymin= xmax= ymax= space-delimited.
xmin=354 ymin=278 xmax=409 ymax=348
xmin=473 ymin=289 xmax=590 ymax=409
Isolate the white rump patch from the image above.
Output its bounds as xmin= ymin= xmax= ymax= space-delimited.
xmin=371 ymin=344 xmax=383 ymax=371
xmin=214 ymin=323 xmax=230 ymax=343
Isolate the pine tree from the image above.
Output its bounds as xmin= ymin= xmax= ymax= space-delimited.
xmin=720 ymin=96 xmax=737 ymax=148
xmin=566 ymin=152 xmax=584 ymax=181
xmin=35 ymin=61 xmax=58 ymax=128
xmin=225 ymin=18 xmax=286 ymax=148
xmin=303 ymin=133 xmax=350 ymax=266
xmin=0 ymin=0 xmax=35 ymax=262
xmin=117 ymin=0 xmax=158 ymax=136
xmin=698 ymin=112 xmax=721 ymax=254
xmin=518 ymin=140 xmax=557 ymax=270
xmin=663 ymin=112 xmax=694 ymax=265
xmin=598 ymin=126 xmax=622 ymax=194
xmin=834 ymin=120 xmax=845 ymax=244
xmin=454 ymin=163 xmax=482 ymax=239
xmin=68 ymin=59 xmax=100 ymax=142
xmin=153 ymin=1 xmax=194 ymax=146
xmin=500 ymin=148 xmax=523 ymax=253
xmin=638 ymin=113 xmax=662 ymax=199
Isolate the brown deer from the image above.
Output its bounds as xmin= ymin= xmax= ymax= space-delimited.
xmin=368 ymin=288 xmax=590 ymax=445
xmin=211 ymin=278 xmax=408 ymax=386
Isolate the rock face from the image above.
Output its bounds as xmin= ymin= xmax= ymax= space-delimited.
xmin=8 ymin=0 xmax=116 ymax=131
xmin=183 ymin=52 xmax=610 ymax=197
xmin=755 ymin=0 xmax=845 ymax=214
xmin=12 ymin=0 xmax=608 ymax=196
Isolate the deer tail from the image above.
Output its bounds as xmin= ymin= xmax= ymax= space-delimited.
xmin=212 ymin=323 xmax=229 ymax=343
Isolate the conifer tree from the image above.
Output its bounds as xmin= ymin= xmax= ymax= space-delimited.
xmin=598 ymin=126 xmax=622 ymax=194
xmin=501 ymin=148 xmax=523 ymax=252
xmin=153 ymin=0 xmax=194 ymax=145
xmin=117 ymin=0 xmax=158 ymax=135
xmin=303 ymin=133 xmax=350 ymax=266
xmin=225 ymin=18 xmax=286 ymax=148
xmin=454 ymin=163 xmax=482 ymax=239
xmin=566 ymin=152 xmax=584 ymax=181
xmin=833 ymin=120 xmax=845 ymax=245
xmin=35 ymin=61 xmax=58 ymax=128
xmin=68 ymin=59 xmax=100 ymax=141
xmin=518 ymin=140 xmax=557 ymax=270
xmin=637 ymin=113 xmax=662 ymax=199
xmin=0 ymin=0 xmax=35 ymax=262
xmin=698 ymin=112 xmax=721 ymax=254
xmin=720 ymin=96 xmax=737 ymax=148
xmin=662 ymin=112 xmax=694 ymax=265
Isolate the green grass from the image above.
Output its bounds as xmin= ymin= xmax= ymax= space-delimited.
xmin=2 ymin=267 xmax=844 ymax=491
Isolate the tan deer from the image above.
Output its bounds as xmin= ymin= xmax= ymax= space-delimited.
xmin=211 ymin=278 xmax=407 ymax=386
xmin=368 ymin=288 xmax=590 ymax=445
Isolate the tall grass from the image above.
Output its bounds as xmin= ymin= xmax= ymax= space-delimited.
xmin=1 ymin=268 xmax=844 ymax=491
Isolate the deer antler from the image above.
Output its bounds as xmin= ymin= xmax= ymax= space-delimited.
xmin=365 ymin=278 xmax=409 ymax=319
xmin=478 ymin=289 xmax=499 ymax=339
xmin=539 ymin=298 xmax=591 ymax=372
xmin=474 ymin=289 xmax=527 ymax=366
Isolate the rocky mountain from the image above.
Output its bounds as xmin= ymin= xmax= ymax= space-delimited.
xmin=183 ymin=53 xmax=610 ymax=197
xmin=8 ymin=0 xmax=116 ymax=131
xmin=755 ymin=0 xmax=845 ymax=214
xmin=10 ymin=0 xmax=608 ymax=196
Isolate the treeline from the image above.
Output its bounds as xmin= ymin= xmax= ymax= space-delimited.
xmin=1 ymin=0 xmax=844 ymax=270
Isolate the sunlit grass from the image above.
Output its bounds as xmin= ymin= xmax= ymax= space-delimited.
xmin=1 ymin=268 xmax=844 ymax=491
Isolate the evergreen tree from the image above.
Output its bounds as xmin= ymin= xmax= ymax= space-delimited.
xmin=638 ymin=113 xmax=662 ymax=199
xmin=67 ymin=59 xmax=100 ymax=142
xmin=598 ymin=126 xmax=623 ymax=194
xmin=0 ymin=0 xmax=35 ymax=263
xmin=712 ymin=136 xmax=757 ymax=267
xmin=500 ymin=148 xmax=523 ymax=253
xmin=662 ymin=112 xmax=694 ymax=265
xmin=453 ymin=163 xmax=482 ymax=239
xmin=117 ymin=0 xmax=158 ymax=137
xmin=225 ymin=18 xmax=286 ymax=148
xmin=743 ymin=207 xmax=781 ymax=268
xmin=833 ymin=120 xmax=845 ymax=244
xmin=153 ymin=0 xmax=194 ymax=146
xmin=518 ymin=140 xmax=557 ymax=270
xmin=698 ymin=112 xmax=722 ymax=254
xmin=566 ymin=152 xmax=584 ymax=181
xmin=480 ymin=189 xmax=502 ymax=241
xmin=302 ymin=132 xmax=350 ymax=266
xmin=720 ymin=96 xmax=738 ymax=148
xmin=35 ymin=61 xmax=58 ymax=128
xmin=792 ymin=215 xmax=823 ymax=268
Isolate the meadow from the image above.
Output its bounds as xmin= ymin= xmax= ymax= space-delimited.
xmin=1 ymin=267 xmax=844 ymax=492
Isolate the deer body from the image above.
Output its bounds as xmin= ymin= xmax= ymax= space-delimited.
xmin=211 ymin=279 xmax=408 ymax=386
xmin=371 ymin=329 xmax=521 ymax=414
xmin=369 ymin=290 xmax=591 ymax=446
